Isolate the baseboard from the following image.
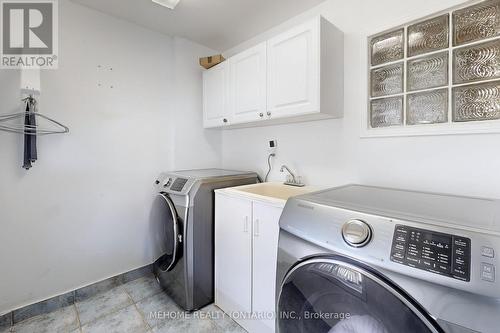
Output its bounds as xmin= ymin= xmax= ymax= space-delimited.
xmin=0 ymin=264 xmax=153 ymax=330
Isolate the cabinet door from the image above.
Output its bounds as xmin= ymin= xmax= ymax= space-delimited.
xmin=215 ymin=194 xmax=253 ymax=314
xmin=203 ymin=63 xmax=230 ymax=128
xmin=252 ymin=202 xmax=283 ymax=333
xmin=230 ymin=42 xmax=267 ymax=124
xmin=267 ymin=19 xmax=320 ymax=119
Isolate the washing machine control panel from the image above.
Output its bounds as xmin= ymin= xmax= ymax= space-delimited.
xmin=391 ymin=225 xmax=471 ymax=282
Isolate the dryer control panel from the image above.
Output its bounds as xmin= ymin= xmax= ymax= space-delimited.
xmin=156 ymin=173 xmax=197 ymax=196
xmin=170 ymin=178 xmax=188 ymax=192
xmin=391 ymin=225 xmax=471 ymax=282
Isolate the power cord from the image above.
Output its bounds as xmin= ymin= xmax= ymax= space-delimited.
xmin=264 ymin=153 xmax=276 ymax=182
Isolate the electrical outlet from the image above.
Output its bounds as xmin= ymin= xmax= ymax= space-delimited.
xmin=268 ymin=139 xmax=277 ymax=154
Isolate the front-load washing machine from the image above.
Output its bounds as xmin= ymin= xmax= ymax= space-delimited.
xmin=277 ymin=185 xmax=500 ymax=333
xmin=151 ymin=169 xmax=258 ymax=311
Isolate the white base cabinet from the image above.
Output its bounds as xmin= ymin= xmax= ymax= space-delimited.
xmin=215 ymin=192 xmax=283 ymax=333
xmin=203 ymin=16 xmax=344 ymax=129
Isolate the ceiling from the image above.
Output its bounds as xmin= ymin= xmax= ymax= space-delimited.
xmin=70 ymin=0 xmax=327 ymax=51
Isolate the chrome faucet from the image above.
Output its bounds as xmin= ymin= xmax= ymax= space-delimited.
xmin=280 ymin=165 xmax=305 ymax=187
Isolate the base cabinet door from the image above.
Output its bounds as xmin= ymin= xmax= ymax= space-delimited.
xmin=252 ymin=202 xmax=283 ymax=333
xmin=215 ymin=194 xmax=252 ymax=314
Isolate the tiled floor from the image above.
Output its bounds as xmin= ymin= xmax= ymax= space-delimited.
xmin=3 ymin=275 xmax=246 ymax=333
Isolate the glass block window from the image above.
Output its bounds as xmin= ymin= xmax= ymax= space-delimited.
xmin=371 ymin=96 xmax=404 ymax=127
xmin=367 ymin=0 xmax=500 ymax=135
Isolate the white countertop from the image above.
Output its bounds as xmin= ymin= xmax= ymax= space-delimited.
xmin=216 ymin=182 xmax=321 ymax=208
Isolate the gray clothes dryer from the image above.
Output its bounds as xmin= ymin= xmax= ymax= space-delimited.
xmin=277 ymin=185 xmax=500 ymax=333
xmin=151 ymin=169 xmax=259 ymax=311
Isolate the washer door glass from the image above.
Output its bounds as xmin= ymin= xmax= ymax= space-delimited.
xmin=278 ymin=256 xmax=443 ymax=333
xmin=153 ymin=193 xmax=181 ymax=272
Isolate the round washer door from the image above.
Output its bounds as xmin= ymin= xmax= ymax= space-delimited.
xmin=153 ymin=193 xmax=181 ymax=272
xmin=277 ymin=256 xmax=443 ymax=333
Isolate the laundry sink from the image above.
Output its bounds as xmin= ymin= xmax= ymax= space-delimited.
xmin=227 ymin=182 xmax=319 ymax=204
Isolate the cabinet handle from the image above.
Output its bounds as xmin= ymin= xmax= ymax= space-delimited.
xmin=244 ymin=216 xmax=249 ymax=233
xmin=267 ymin=112 xmax=272 ymax=117
xmin=223 ymin=118 xmax=228 ymax=123
xmin=254 ymin=219 xmax=260 ymax=237
xmin=259 ymin=113 xmax=264 ymax=118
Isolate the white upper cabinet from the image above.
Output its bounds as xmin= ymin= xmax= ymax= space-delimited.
xmin=267 ymin=19 xmax=319 ymax=118
xmin=230 ymin=42 xmax=267 ymax=124
xmin=202 ymin=16 xmax=344 ymax=129
xmin=203 ymin=62 xmax=230 ymax=128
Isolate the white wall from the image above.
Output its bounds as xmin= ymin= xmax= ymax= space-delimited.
xmin=171 ymin=37 xmax=222 ymax=170
xmin=0 ymin=0 xmax=219 ymax=314
xmin=221 ymin=0 xmax=500 ymax=199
